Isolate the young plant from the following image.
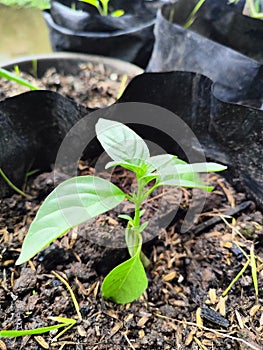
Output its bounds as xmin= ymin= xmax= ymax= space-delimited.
xmin=79 ymin=0 xmax=124 ymax=16
xmin=0 ymin=67 xmax=38 ymax=90
xmin=0 ymin=271 xmax=81 ymax=339
xmin=183 ymin=0 xmax=263 ymax=29
xmin=16 ymin=118 xmax=226 ymax=304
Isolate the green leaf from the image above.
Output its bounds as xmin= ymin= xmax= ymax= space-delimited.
xmin=105 ymin=160 xmax=144 ymax=173
xmin=149 ymin=155 xmax=226 ymax=173
xmin=139 ymin=221 xmax=149 ymax=232
xmin=111 ymin=9 xmax=124 ymax=17
xmin=101 ymin=247 xmax=148 ymax=304
xmin=80 ymin=0 xmax=99 ymax=7
xmin=148 ymin=154 xmax=184 ymax=171
xmin=118 ymin=214 xmax=133 ymax=222
xmin=139 ymin=209 xmax=145 ymax=217
xmin=250 ymin=245 xmax=258 ymax=299
xmin=166 ymin=172 xmax=214 ymax=191
xmin=0 ymin=0 xmax=50 ymax=9
xmin=148 ymin=154 xmax=226 ymax=190
xmin=96 ymin=118 xmax=150 ymax=167
xmin=0 ymin=67 xmax=38 ymax=90
xmin=0 ymin=318 xmax=76 ymax=338
xmin=16 ymin=176 xmax=125 ymax=265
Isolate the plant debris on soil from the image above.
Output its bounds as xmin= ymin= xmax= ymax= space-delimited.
xmin=0 ymin=65 xmax=262 ymax=349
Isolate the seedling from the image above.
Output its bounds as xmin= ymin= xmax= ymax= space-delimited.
xmin=182 ymin=0 xmax=263 ymax=29
xmin=219 ymin=217 xmax=259 ymax=300
xmin=16 ymin=118 xmax=226 ymax=304
xmin=0 ymin=317 xmax=76 ymax=339
xmin=0 ymin=270 xmax=80 ymax=339
xmin=230 ymin=0 xmax=263 ymax=18
xmin=0 ymin=67 xmax=38 ymax=90
xmin=0 ymin=168 xmax=29 ymax=198
xmin=184 ymin=0 xmax=206 ymax=29
xmin=79 ymin=0 xmax=124 ymax=17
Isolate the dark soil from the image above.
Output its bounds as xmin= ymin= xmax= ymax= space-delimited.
xmin=0 ymin=64 xmax=262 ymax=349
xmin=0 ymin=61 xmax=134 ymax=108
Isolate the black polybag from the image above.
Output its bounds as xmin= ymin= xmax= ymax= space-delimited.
xmin=43 ymin=0 xmax=156 ymax=68
xmin=147 ymin=1 xmax=263 ymax=101
xmin=156 ymin=0 xmax=263 ymax=63
xmin=0 ymin=91 xmax=89 ymax=197
xmin=1 ymin=71 xmax=262 ymax=210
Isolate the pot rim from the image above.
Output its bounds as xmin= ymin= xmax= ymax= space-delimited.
xmin=1 ymin=52 xmax=144 ymax=76
xmin=43 ymin=10 xmax=156 ymax=38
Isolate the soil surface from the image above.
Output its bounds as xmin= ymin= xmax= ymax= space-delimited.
xmin=0 ymin=61 xmax=134 ymax=108
xmin=0 ymin=167 xmax=262 ymax=350
xmin=0 ymin=65 xmax=262 ymax=350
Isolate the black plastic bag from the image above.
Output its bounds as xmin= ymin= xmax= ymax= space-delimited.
xmin=0 ymin=91 xmax=89 ymax=197
xmin=1 ymin=71 xmax=262 ymax=209
xmin=43 ymin=0 xmax=156 ymax=68
xmin=147 ymin=1 xmax=263 ymax=100
xmin=156 ymin=0 xmax=263 ymax=63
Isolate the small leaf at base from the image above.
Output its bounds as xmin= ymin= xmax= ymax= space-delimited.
xmin=101 ymin=247 xmax=147 ymax=304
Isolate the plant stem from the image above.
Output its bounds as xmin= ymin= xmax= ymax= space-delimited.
xmin=184 ymin=0 xmax=206 ymax=29
xmin=101 ymin=0 xmax=109 ymax=15
xmin=0 ymin=168 xmax=29 ymax=198
xmin=132 ymin=178 xmax=144 ymax=255
xmin=125 ymin=177 xmax=151 ymax=268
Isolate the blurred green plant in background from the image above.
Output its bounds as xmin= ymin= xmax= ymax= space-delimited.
xmin=0 ymin=0 xmax=50 ymax=9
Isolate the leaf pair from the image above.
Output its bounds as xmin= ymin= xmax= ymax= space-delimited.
xmin=96 ymin=118 xmax=227 ymax=190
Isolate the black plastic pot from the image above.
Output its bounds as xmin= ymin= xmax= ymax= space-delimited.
xmin=0 ymin=53 xmax=143 ymax=197
xmin=43 ymin=0 xmax=156 ymax=68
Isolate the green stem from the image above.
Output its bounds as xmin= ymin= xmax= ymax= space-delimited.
xmin=184 ymin=0 xmax=206 ymax=29
xmin=125 ymin=177 xmax=151 ymax=268
xmin=100 ymin=0 xmax=109 ymax=15
xmin=0 ymin=168 xmax=29 ymax=198
xmin=0 ymin=67 xmax=38 ymax=90
xmin=222 ymin=259 xmax=250 ymax=297
xmin=132 ymin=178 xmax=144 ymax=254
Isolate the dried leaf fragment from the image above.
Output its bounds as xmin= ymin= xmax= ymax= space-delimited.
xmin=34 ymin=336 xmax=49 ymax=349
xmin=110 ymin=321 xmax=122 ymax=337
xmin=0 ymin=340 xmax=7 ymax=350
xmin=235 ymin=310 xmax=244 ymax=329
xmin=137 ymin=316 xmax=149 ymax=327
xmin=185 ymin=328 xmax=196 ymax=346
xmin=162 ymin=271 xmax=177 ymax=282
xmin=208 ymin=288 xmax=217 ymax=304
xmin=77 ymin=325 xmax=86 ymax=337
xmin=217 ymin=296 xmax=227 ymax=317
xmin=250 ymin=304 xmax=261 ymax=317
xmin=196 ymin=307 xmax=203 ymax=327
